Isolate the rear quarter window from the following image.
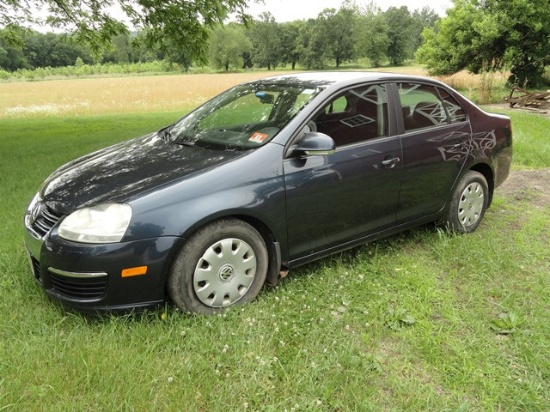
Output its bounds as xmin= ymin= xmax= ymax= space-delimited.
xmin=438 ymin=88 xmax=467 ymax=123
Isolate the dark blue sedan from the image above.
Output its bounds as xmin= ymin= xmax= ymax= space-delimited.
xmin=24 ymin=72 xmax=512 ymax=314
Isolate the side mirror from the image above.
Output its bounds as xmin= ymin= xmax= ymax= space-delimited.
xmin=295 ymin=132 xmax=336 ymax=156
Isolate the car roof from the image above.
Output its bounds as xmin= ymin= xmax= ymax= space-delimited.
xmin=251 ymin=71 xmax=437 ymax=89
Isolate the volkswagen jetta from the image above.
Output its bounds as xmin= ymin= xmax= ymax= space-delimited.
xmin=24 ymin=72 xmax=512 ymax=314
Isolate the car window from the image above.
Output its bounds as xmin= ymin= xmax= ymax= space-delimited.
xmin=398 ymin=83 xmax=449 ymax=131
xmin=288 ymin=88 xmax=319 ymax=116
xmin=312 ymin=84 xmax=389 ymax=146
xmin=171 ymin=84 xmax=321 ymax=150
xmin=323 ymin=95 xmax=348 ymax=114
xmin=199 ymin=92 xmax=279 ymax=130
xmin=437 ymin=88 xmax=467 ymax=123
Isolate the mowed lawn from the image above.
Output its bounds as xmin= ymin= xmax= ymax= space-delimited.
xmin=0 ymin=74 xmax=549 ymax=411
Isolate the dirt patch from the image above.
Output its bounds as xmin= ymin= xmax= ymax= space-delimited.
xmin=496 ymin=169 xmax=550 ymax=208
xmin=483 ymin=104 xmax=550 ymax=208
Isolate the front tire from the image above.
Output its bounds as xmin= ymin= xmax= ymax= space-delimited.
xmin=168 ymin=219 xmax=268 ymax=314
xmin=445 ymin=171 xmax=489 ymax=233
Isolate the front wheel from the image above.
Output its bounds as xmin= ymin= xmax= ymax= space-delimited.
xmin=167 ymin=219 xmax=268 ymax=314
xmin=444 ymin=171 xmax=489 ymax=233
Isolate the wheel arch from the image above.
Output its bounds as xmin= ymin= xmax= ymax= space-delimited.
xmin=468 ymin=162 xmax=494 ymax=207
xmin=234 ymin=214 xmax=283 ymax=286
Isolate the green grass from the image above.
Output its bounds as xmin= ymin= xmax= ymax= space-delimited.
xmin=497 ymin=110 xmax=550 ymax=169
xmin=0 ymin=111 xmax=549 ymax=410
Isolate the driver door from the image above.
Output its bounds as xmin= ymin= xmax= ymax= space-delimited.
xmin=283 ymin=83 xmax=402 ymax=261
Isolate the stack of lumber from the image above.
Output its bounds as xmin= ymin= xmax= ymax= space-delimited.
xmin=505 ymin=88 xmax=550 ymax=113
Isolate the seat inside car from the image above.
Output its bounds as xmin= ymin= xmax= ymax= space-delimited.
xmin=404 ymin=101 xmax=447 ymax=130
xmin=315 ymin=96 xmax=384 ymax=146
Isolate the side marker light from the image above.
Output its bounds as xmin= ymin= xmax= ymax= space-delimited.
xmin=121 ymin=266 xmax=148 ymax=278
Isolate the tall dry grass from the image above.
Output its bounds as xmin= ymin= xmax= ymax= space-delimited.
xmin=373 ymin=67 xmax=509 ymax=103
xmin=0 ymin=72 xmax=287 ymax=118
xmin=438 ymin=71 xmax=509 ymax=103
xmin=1 ymin=69 xmax=510 ymax=119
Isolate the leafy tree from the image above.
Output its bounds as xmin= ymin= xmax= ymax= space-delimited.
xmin=1 ymin=0 xmax=256 ymax=63
xmin=279 ymin=21 xmax=302 ymax=70
xmin=410 ymin=7 xmax=439 ymax=58
xmin=249 ymin=12 xmax=282 ymax=70
xmin=0 ymin=29 xmax=95 ymax=70
xmin=355 ymin=2 xmax=390 ymax=67
xmin=0 ymin=39 xmax=28 ymax=70
xmin=316 ymin=7 xmax=356 ymax=67
xmin=162 ymin=41 xmax=193 ymax=70
xmin=384 ymin=6 xmax=413 ymax=66
xmin=241 ymin=50 xmax=253 ymax=69
xmin=296 ymin=18 xmax=326 ymax=69
xmin=208 ymin=24 xmax=251 ymax=71
xmin=130 ymin=31 xmax=163 ymax=63
xmin=416 ymin=0 xmax=550 ymax=87
xmin=101 ymin=34 xmax=133 ymax=64
xmin=294 ymin=5 xmax=357 ymax=71
xmin=23 ymin=32 xmax=92 ymax=68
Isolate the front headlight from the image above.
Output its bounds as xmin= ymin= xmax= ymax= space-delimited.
xmin=58 ymin=203 xmax=132 ymax=243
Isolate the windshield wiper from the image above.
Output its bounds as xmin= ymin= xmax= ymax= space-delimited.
xmin=157 ymin=125 xmax=175 ymax=141
xmin=172 ymin=134 xmax=195 ymax=147
xmin=158 ymin=125 xmax=195 ymax=146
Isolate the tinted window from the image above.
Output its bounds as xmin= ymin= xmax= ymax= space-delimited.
xmin=323 ymin=95 xmax=348 ymax=114
xmin=312 ymin=84 xmax=388 ymax=146
xmin=398 ymin=83 xmax=449 ymax=131
xmin=438 ymin=88 xmax=467 ymax=123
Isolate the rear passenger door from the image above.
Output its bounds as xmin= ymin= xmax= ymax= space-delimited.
xmin=394 ymin=82 xmax=472 ymax=222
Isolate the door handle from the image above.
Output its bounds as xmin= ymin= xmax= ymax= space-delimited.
xmin=381 ymin=157 xmax=401 ymax=169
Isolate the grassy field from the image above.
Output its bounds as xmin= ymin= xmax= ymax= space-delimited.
xmin=0 ymin=74 xmax=549 ymax=411
xmin=0 ymin=72 xmax=288 ymax=118
xmin=0 ymin=68 xmax=509 ymax=120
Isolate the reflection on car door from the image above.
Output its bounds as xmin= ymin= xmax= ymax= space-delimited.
xmin=394 ymin=83 xmax=472 ymax=222
xmin=283 ymin=83 xmax=402 ymax=261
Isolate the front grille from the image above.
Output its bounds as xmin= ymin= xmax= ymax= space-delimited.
xmin=48 ymin=271 xmax=108 ymax=300
xmin=32 ymin=206 xmax=63 ymax=238
xmin=30 ymin=255 xmax=42 ymax=282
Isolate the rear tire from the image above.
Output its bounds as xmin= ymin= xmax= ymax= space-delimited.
xmin=444 ymin=171 xmax=489 ymax=233
xmin=167 ymin=218 xmax=268 ymax=314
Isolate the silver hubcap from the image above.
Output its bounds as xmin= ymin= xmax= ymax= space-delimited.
xmin=458 ymin=182 xmax=484 ymax=227
xmin=193 ymin=238 xmax=257 ymax=308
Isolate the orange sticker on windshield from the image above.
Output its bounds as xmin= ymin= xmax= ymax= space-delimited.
xmin=249 ymin=132 xmax=269 ymax=143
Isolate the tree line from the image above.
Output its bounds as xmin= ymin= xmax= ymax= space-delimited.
xmin=2 ymin=0 xmax=548 ymax=86
xmin=0 ymin=4 xmax=438 ymax=73
xmin=0 ymin=30 xmax=188 ymax=72
xmin=209 ymin=5 xmax=438 ymax=72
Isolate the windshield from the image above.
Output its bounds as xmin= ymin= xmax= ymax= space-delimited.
xmin=169 ymin=82 xmax=321 ymax=150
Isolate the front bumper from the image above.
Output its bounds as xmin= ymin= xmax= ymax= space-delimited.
xmin=24 ymin=226 xmax=181 ymax=314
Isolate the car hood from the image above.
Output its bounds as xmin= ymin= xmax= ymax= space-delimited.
xmin=40 ymin=133 xmax=245 ymax=214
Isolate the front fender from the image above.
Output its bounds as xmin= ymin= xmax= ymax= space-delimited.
xmin=124 ymin=143 xmax=289 ymax=260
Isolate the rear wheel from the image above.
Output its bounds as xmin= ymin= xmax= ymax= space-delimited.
xmin=444 ymin=171 xmax=489 ymax=233
xmin=168 ymin=218 xmax=268 ymax=314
